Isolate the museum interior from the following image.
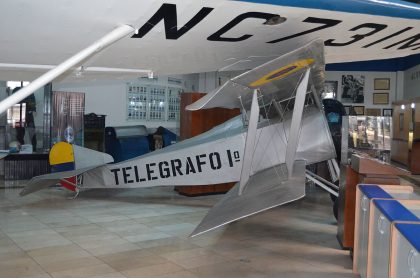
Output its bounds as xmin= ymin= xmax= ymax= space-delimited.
xmin=1 ymin=1 xmax=420 ymax=277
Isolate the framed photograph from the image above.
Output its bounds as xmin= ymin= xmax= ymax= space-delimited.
xmin=383 ymin=108 xmax=393 ymax=117
xmin=353 ymin=106 xmax=365 ymax=115
xmin=365 ymin=108 xmax=381 ymax=116
xmin=341 ymin=75 xmax=365 ymax=103
xmin=344 ymin=105 xmax=351 ymax=115
xmin=373 ymin=92 xmax=389 ymax=105
xmin=322 ymin=80 xmax=338 ymax=99
xmin=374 ymin=78 xmax=390 ymax=90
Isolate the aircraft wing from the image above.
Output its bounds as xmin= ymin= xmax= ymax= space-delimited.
xmin=0 ymin=0 xmax=419 ymax=81
xmin=187 ymin=39 xmax=324 ymax=110
xmin=191 ymin=161 xmax=306 ymax=237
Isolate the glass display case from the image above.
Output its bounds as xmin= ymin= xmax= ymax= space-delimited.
xmin=342 ymin=116 xmax=392 ymax=163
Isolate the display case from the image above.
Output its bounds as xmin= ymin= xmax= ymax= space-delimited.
xmin=342 ymin=116 xmax=392 ymax=163
xmin=391 ymin=98 xmax=420 ymax=173
xmin=337 ymin=116 xmax=407 ymax=250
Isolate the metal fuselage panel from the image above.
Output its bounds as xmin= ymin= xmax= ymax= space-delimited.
xmin=81 ymin=106 xmax=334 ymax=188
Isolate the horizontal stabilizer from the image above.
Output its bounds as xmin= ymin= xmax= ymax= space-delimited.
xmin=190 ymin=161 xmax=306 ymax=237
xmin=20 ymin=164 xmax=110 ymax=196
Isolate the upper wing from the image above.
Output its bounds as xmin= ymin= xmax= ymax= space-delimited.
xmin=186 ymin=39 xmax=324 ymax=110
xmin=0 ymin=0 xmax=419 ymax=81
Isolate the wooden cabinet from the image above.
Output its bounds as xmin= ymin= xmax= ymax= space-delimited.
xmin=84 ymin=114 xmax=105 ymax=152
xmin=175 ymin=92 xmax=240 ymax=196
xmin=178 ymin=92 xmax=241 ymax=140
xmin=391 ymin=97 xmax=420 ymax=173
xmin=84 ymin=128 xmax=105 ymax=152
xmin=337 ymin=154 xmax=408 ymax=249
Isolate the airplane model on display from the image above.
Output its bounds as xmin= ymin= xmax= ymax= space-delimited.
xmin=21 ymin=40 xmax=338 ymax=236
xmin=0 ymin=0 xmax=419 ymax=236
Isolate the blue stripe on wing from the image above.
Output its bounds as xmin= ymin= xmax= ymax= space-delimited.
xmin=236 ymin=0 xmax=420 ymax=20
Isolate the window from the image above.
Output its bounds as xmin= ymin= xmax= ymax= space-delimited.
xmin=7 ymin=103 xmax=26 ymax=128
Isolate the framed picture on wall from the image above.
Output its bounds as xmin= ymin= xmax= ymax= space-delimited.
xmin=374 ymin=78 xmax=390 ymax=90
xmin=322 ymin=81 xmax=338 ymax=99
xmin=353 ymin=106 xmax=365 ymax=115
xmin=344 ymin=105 xmax=351 ymax=115
xmin=383 ymin=108 xmax=393 ymax=117
xmin=341 ymin=75 xmax=365 ymax=103
xmin=373 ymin=92 xmax=389 ymax=104
xmin=366 ymin=108 xmax=381 ymax=116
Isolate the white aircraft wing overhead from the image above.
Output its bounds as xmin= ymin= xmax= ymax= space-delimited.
xmin=187 ymin=39 xmax=324 ymax=110
xmin=0 ymin=0 xmax=419 ymax=81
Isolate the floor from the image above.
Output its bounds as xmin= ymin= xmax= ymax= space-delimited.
xmin=0 ymin=182 xmax=355 ymax=278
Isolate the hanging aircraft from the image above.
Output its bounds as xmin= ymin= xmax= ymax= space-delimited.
xmin=0 ymin=0 xmax=419 ymax=114
xmin=1 ymin=0 xmax=420 ymax=236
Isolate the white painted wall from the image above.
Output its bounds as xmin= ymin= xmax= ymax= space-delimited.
xmin=198 ymin=70 xmax=246 ymax=93
xmin=396 ymin=71 xmax=405 ymax=101
xmin=196 ymin=70 xmax=399 ymax=110
xmin=325 ymin=71 xmax=397 ymax=110
xmin=403 ymin=64 xmax=420 ymax=99
xmin=51 ymin=67 xmax=417 ymax=132
xmin=53 ymin=75 xmax=199 ymax=133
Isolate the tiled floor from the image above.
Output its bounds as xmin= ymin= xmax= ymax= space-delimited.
xmin=0 ymin=183 xmax=355 ymax=278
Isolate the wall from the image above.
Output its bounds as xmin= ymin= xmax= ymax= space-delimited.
xmin=196 ymin=70 xmax=399 ymax=112
xmin=52 ymin=68 xmax=412 ymax=130
xmin=325 ymin=71 xmax=397 ymax=112
xmin=53 ymin=75 xmax=199 ymax=133
xmin=198 ymin=70 xmax=246 ymax=93
xmin=404 ymin=64 xmax=420 ymax=100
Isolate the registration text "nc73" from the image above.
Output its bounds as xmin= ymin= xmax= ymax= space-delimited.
xmin=132 ymin=3 xmax=419 ymax=51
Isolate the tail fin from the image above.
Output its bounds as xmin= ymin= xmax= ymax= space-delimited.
xmin=49 ymin=142 xmax=77 ymax=192
xmin=20 ymin=142 xmax=113 ymax=196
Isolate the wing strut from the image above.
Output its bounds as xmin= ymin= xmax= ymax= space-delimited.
xmin=285 ymin=69 xmax=310 ymax=177
xmin=238 ymin=89 xmax=259 ymax=195
xmin=0 ymin=24 xmax=135 ymax=115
